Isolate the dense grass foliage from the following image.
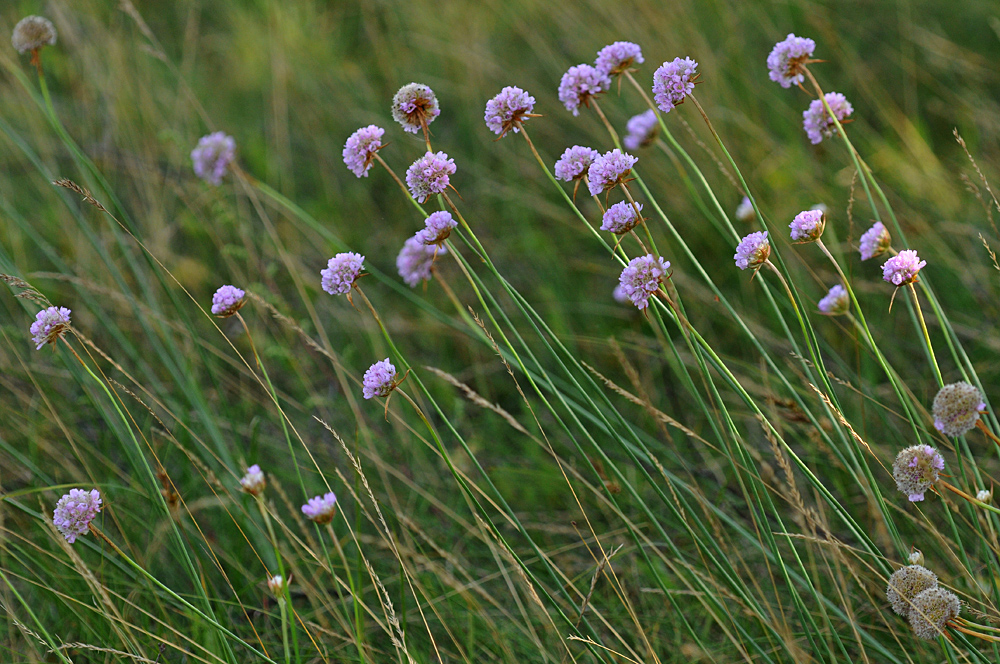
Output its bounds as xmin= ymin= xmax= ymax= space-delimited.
xmin=2 ymin=0 xmax=1000 ymax=662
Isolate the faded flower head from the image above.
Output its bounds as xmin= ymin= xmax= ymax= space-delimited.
xmin=892 ymin=444 xmax=944 ymax=502
xmin=587 ymin=149 xmax=638 ymax=196
xmin=240 ymin=464 xmax=266 ymax=496
xmin=803 ymin=92 xmax=853 ymax=144
xmin=484 ymin=86 xmax=536 ymax=137
xmin=859 ymin=221 xmax=891 ymax=260
xmin=391 ymin=83 xmax=440 ymax=134
xmin=554 ymin=146 xmax=599 ymax=182
xmin=818 ymin=284 xmax=849 ymax=315
xmin=301 ymin=491 xmax=337 ymax=524
xmin=558 ymin=64 xmax=610 ymax=116
xmin=405 ymin=151 xmax=456 ymax=203
xmin=908 ymin=550 xmax=925 ymax=566
xmin=612 ymin=283 xmax=630 ymax=304
xmin=977 ymin=489 xmax=992 ymax=503
xmin=887 ymin=565 xmax=938 ymax=617
xmin=909 ymin=587 xmax=960 ymax=640
xmin=652 ymin=57 xmax=698 ymax=113
xmin=191 ymin=132 xmax=236 ymax=185
xmin=12 ymin=16 xmax=56 ymax=54
xmin=789 ymin=209 xmax=825 ymax=243
xmin=267 ymin=574 xmax=285 ymax=596
xmin=363 ymin=358 xmax=397 ymax=400
xmin=882 ymin=249 xmax=926 ymax=286
xmin=342 ymin=125 xmax=384 ymax=178
xmin=601 ymin=201 xmax=642 ymax=234
xmin=932 ymin=381 xmax=985 ymax=437
xmin=321 ymin=252 xmax=364 ymax=296
xmin=417 ymin=211 xmax=457 ymax=246
xmin=397 ymin=235 xmax=445 ymax=288
xmin=595 ymin=41 xmax=644 ymax=76
xmin=767 ymin=33 xmax=816 ymax=88
xmin=619 ymin=254 xmax=670 ymax=310
xmin=53 ymin=488 xmax=102 ymax=544
xmin=623 ymin=110 xmax=659 ymax=151
xmin=735 ymin=196 xmax=755 ymax=223
xmin=211 ymin=285 xmax=246 ymax=317
xmin=30 ymin=306 xmax=71 ymax=349
xmin=734 ymin=231 xmax=770 ymax=271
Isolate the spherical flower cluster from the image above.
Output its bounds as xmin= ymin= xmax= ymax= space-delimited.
xmin=53 ymin=488 xmax=102 ymax=543
xmin=652 ymin=57 xmax=698 ymax=113
xmin=932 ymin=381 xmax=985 ymax=437
xmin=788 ymin=209 xmax=825 ymax=243
xmin=803 ymin=92 xmax=854 ymax=145
xmin=735 ymin=196 xmax=755 ymax=223
xmin=12 ymin=15 xmax=57 ymax=53
xmin=618 ymin=254 xmax=670 ymax=310
xmin=558 ymin=64 xmax=610 ymax=116
xmin=301 ymin=491 xmax=337 ymax=524
xmin=342 ymin=125 xmax=384 ymax=178
xmin=601 ymin=201 xmax=642 ymax=234
xmin=587 ymin=149 xmax=638 ymax=196
xmin=405 ymin=151 xmax=456 ymax=203
xmin=397 ymin=235 xmax=444 ymax=287
xmin=191 ymin=132 xmax=236 ymax=185
xmin=623 ymin=110 xmax=658 ymax=151
xmin=554 ymin=146 xmax=599 ymax=182
xmin=210 ymin=285 xmax=245 ymax=317
xmin=734 ymin=231 xmax=770 ymax=271
xmin=240 ymin=464 xmax=266 ymax=496
xmin=30 ymin=306 xmax=71 ymax=349
xmin=892 ymin=444 xmax=944 ymax=502
xmin=417 ymin=211 xmax=457 ymax=246
xmin=767 ymin=33 xmax=816 ymax=88
xmin=391 ymin=83 xmax=440 ymax=134
xmin=595 ymin=41 xmax=644 ymax=76
xmin=321 ymin=252 xmax=364 ymax=296
xmin=818 ymin=284 xmax=849 ymax=315
xmin=909 ymin=587 xmax=960 ymax=640
xmin=887 ymin=565 xmax=938 ymax=617
xmin=363 ymin=359 xmax=397 ymax=400
xmin=267 ymin=574 xmax=285 ymax=596
xmin=858 ymin=221 xmax=891 ymax=260
xmin=882 ymin=249 xmax=926 ymax=286
xmin=484 ymin=86 xmax=536 ymax=137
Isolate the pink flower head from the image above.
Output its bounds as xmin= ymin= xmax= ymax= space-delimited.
xmin=558 ymin=64 xmax=610 ymax=116
xmin=767 ymin=33 xmax=816 ymax=88
xmin=240 ymin=464 xmax=266 ymax=496
xmin=342 ymin=125 xmax=384 ymax=178
xmin=397 ymin=235 xmax=445 ymax=287
xmin=391 ymin=83 xmax=440 ymax=134
xmin=734 ymin=231 xmax=770 ymax=271
xmin=623 ymin=110 xmax=658 ymax=151
xmin=211 ymin=285 xmax=245 ymax=317
xmin=321 ymin=252 xmax=364 ymax=296
xmin=363 ymin=358 xmax=397 ymax=399
xmin=601 ymin=201 xmax=642 ymax=234
xmin=789 ymin=209 xmax=825 ymax=243
xmin=652 ymin=57 xmax=698 ymax=113
xmin=803 ymin=92 xmax=853 ymax=144
xmin=882 ymin=249 xmax=926 ymax=286
xmin=484 ymin=86 xmax=536 ymax=137
xmin=301 ymin=492 xmax=337 ymax=524
xmin=859 ymin=222 xmax=891 ymax=260
xmin=53 ymin=488 xmax=102 ymax=543
xmin=587 ymin=149 xmax=638 ymax=196
xmin=554 ymin=146 xmax=599 ymax=182
xmin=619 ymin=254 xmax=670 ymax=310
xmin=818 ymin=284 xmax=849 ymax=315
xmin=405 ymin=151 xmax=456 ymax=203
xmin=30 ymin=306 xmax=71 ymax=349
xmin=417 ymin=211 xmax=457 ymax=246
xmin=191 ymin=132 xmax=236 ymax=185
xmin=595 ymin=41 xmax=644 ymax=76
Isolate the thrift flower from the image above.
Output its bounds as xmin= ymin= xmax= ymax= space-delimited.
xmin=788 ymin=209 xmax=825 ymax=243
xmin=803 ymin=92 xmax=853 ymax=144
xmin=342 ymin=125 xmax=384 ymax=178
xmin=587 ymin=149 xmax=638 ymax=196
xmin=767 ymin=33 xmax=816 ymax=88
xmin=595 ymin=41 xmax=644 ymax=76
xmin=397 ymin=235 xmax=444 ymax=287
xmin=977 ymin=489 xmax=992 ymax=503
xmin=612 ymin=284 xmax=630 ymax=304
xmin=908 ymin=550 xmax=925 ymax=566
xmin=892 ymin=445 xmax=944 ymax=502
xmin=623 ymin=110 xmax=658 ymax=151
xmin=909 ymin=588 xmax=960 ymax=640
xmin=12 ymin=15 xmax=56 ymax=53
xmin=652 ymin=57 xmax=698 ymax=113
xmin=321 ymin=252 xmax=364 ymax=296
xmin=735 ymin=196 xmax=755 ymax=223
xmin=859 ymin=222 xmax=891 ymax=260
xmin=601 ymin=201 xmax=642 ymax=234
xmin=558 ymin=64 xmax=610 ymax=116
xmin=301 ymin=492 xmax=337 ymax=524
xmin=817 ymin=284 xmax=849 ymax=315
xmin=210 ymin=285 xmax=246 ymax=317
xmin=417 ymin=211 xmax=457 ymax=246
xmin=363 ymin=359 xmax=397 ymax=399
xmin=391 ymin=83 xmax=440 ymax=134
xmin=734 ymin=231 xmax=770 ymax=271
xmin=554 ymin=146 xmax=599 ymax=182
xmin=932 ymin=382 xmax=985 ymax=437
xmin=53 ymin=488 xmax=102 ymax=544
xmin=618 ymin=254 xmax=670 ymax=310
xmin=267 ymin=575 xmax=285 ymax=596
xmin=30 ymin=306 xmax=71 ymax=349
xmin=240 ymin=464 xmax=266 ymax=496
xmin=191 ymin=132 xmax=236 ymax=185
xmin=882 ymin=250 xmax=926 ymax=286
xmin=887 ymin=565 xmax=938 ymax=617
xmin=484 ymin=86 xmax=536 ymax=137
xmin=405 ymin=151 xmax=456 ymax=203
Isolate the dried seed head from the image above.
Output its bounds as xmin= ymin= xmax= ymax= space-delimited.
xmin=908 ymin=587 xmax=960 ymax=640
xmin=886 ymin=565 xmax=937 ymax=617
xmin=932 ymin=381 xmax=986 ymax=437
xmin=12 ymin=16 xmax=56 ymax=54
xmin=892 ymin=445 xmax=944 ymax=502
